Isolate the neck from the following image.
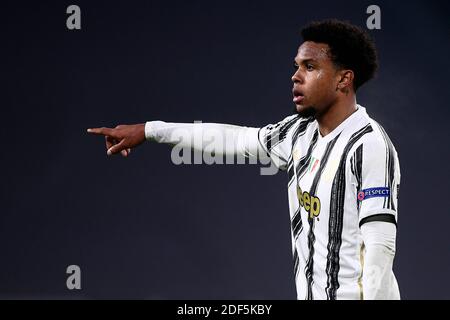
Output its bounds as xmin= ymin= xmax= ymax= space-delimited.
xmin=316 ymin=94 xmax=357 ymax=137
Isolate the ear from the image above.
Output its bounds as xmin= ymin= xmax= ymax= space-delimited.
xmin=336 ymin=69 xmax=354 ymax=93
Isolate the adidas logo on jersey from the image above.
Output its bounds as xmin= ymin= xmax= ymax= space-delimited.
xmin=297 ymin=186 xmax=321 ymax=219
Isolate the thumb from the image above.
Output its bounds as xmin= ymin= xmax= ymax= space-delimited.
xmin=107 ymin=140 xmax=127 ymax=156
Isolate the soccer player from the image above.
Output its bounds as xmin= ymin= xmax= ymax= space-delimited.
xmin=88 ymin=20 xmax=400 ymax=300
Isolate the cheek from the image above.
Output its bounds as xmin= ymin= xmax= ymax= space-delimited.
xmin=306 ymin=72 xmax=329 ymax=88
xmin=316 ymin=70 xmax=324 ymax=80
xmin=317 ymin=75 xmax=337 ymax=93
xmin=309 ymin=77 xmax=337 ymax=101
xmin=307 ymin=75 xmax=330 ymax=94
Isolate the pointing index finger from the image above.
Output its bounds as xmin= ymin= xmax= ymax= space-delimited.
xmin=87 ymin=127 xmax=114 ymax=136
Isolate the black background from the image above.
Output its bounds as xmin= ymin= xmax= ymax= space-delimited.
xmin=2 ymin=0 xmax=449 ymax=299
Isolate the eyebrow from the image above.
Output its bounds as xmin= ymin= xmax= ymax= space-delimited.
xmin=294 ymin=58 xmax=318 ymax=65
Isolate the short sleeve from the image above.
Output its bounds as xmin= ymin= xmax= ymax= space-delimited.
xmin=351 ymin=136 xmax=401 ymax=227
xmin=257 ymin=114 xmax=300 ymax=171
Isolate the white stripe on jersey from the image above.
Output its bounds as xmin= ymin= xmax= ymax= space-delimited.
xmin=258 ymin=105 xmax=400 ymax=300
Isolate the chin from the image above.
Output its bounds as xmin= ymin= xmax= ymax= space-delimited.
xmin=294 ymin=104 xmax=317 ymax=118
xmin=295 ymin=104 xmax=305 ymax=113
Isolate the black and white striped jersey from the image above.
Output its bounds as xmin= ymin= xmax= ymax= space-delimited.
xmin=258 ymin=105 xmax=400 ymax=300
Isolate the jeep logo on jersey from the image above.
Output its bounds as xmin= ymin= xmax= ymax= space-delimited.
xmin=358 ymin=187 xmax=390 ymax=201
xmin=297 ymin=186 xmax=321 ymax=219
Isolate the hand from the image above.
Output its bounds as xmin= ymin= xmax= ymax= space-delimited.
xmin=87 ymin=123 xmax=146 ymax=157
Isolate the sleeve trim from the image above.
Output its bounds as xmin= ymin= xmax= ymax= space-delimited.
xmin=359 ymin=213 xmax=397 ymax=228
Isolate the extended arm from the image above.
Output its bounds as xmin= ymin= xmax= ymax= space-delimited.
xmin=87 ymin=121 xmax=267 ymax=161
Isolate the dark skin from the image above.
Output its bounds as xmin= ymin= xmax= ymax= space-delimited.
xmin=292 ymin=41 xmax=357 ymax=136
xmin=88 ymin=41 xmax=357 ymax=155
xmin=87 ymin=124 xmax=145 ymax=157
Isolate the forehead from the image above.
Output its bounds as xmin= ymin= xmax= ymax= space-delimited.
xmin=296 ymin=41 xmax=331 ymax=61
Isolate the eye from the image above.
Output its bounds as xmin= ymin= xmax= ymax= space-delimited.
xmin=293 ymin=62 xmax=299 ymax=70
xmin=306 ymin=64 xmax=314 ymax=71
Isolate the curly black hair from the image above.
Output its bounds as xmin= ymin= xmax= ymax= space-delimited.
xmin=301 ymin=19 xmax=378 ymax=91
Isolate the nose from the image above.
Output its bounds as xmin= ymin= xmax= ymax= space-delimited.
xmin=291 ymin=69 xmax=303 ymax=84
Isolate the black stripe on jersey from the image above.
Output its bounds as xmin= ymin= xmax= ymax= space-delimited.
xmin=289 ymin=119 xmax=317 ymax=279
xmin=289 ymin=118 xmax=317 ymax=284
xmin=288 ymin=160 xmax=295 ymax=182
xmin=305 ymin=222 xmax=315 ymax=299
xmin=378 ymin=125 xmax=390 ymax=209
xmin=292 ymin=207 xmax=303 ymax=240
xmin=293 ymin=247 xmax=300 ymax=278
xmin=354 ymin=145 xmax=363 ymax=212
xmin=265 ymin=127 xmax=273 ymax=153
xmin=291 ymin=116 xmax=315 ymax=148
xmin=290 ymin=131 xmax=320 ymax=242
xmin=304 ymin=133 xmax=341 ymax=300
xmin=383 ymin=135 xmax=389 ymax=209
xmin=325 ymin=124 xmax=373 ymax=300
xmin=310 ymin=134 xmax=340 ymax=195
xmin=377 ymin=124 xmax=396 ymax=211
xmin=265 ymin=115 xmax=300 ymax=152
xmin=287 ymin=118 xmax=316 ymax=185
xmin=279 ymin=115 xmax=301 ymax=142
xmin=292 ymin=208 xmax=303 ymax=278
xmin=350 ymin=153 xmax=355 ymax=176
xmin=295 ymin=130 xmax=319 ymax=178
xmin=291 ymin=206 xmax=303 ymax=277
xmin=359 ymin=213 xmax=397 ymax=228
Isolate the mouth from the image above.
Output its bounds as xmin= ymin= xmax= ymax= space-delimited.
xmin=292 ymin=88 xmax=305 ymax=104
